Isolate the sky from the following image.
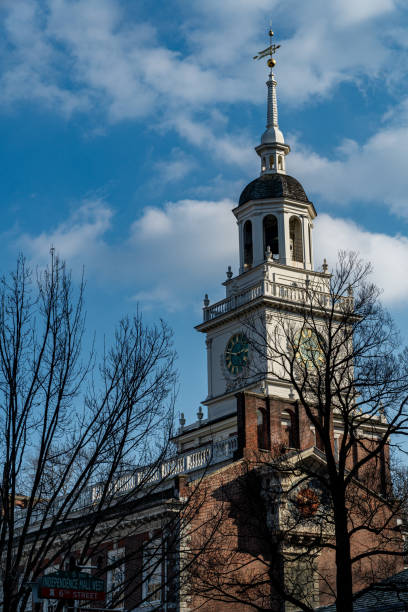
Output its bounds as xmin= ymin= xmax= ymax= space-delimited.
xmin=1 ymin=0 xmax=408 ymax=426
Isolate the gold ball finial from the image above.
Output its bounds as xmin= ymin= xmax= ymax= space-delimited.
xmin=268 ymin=58 xmax=276 ymax=68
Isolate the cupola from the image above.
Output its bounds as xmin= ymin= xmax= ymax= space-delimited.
xmin=234 ymin=30 xmax=316 ymax=273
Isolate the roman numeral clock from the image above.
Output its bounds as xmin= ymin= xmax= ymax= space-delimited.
xmin=224 ymin=333 xmax=249 ymax=376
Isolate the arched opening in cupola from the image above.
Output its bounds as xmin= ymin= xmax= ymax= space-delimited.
xmin=289 ymin=216 xmax=303 ymax=263
xmin=263 ymin=214 xmax=279 ymax=258
xmin=269 ymin=155 xmax=275 ymax=170
xmin=278 ymin=155 xmax=283 ymax=170
xmin=243 ymin=220 xmax=253 ymax=269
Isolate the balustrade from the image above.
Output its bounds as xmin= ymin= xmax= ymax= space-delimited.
xmin=203 ymin=279 xmax=351 ymax=321
xmin=20 ymin=435 xmax=239 ymax=521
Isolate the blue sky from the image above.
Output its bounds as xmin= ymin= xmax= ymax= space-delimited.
xmin=1 ymin=0 xmax=408 ymax=425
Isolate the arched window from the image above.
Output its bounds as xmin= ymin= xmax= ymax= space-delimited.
xmin=262 ymin=157 xmax=266 ymax=172
xmin=281 ymin=409 xmax=299 ymax=449
xmin=289 ymin=216 xmax=303 ymax=263
xmin=278 ymin=155 xmax=283 ymax=170
xmin=269 ymin=155 xmax=275 ymax=169
xmin=281 ymin=410 xmax=292 ymax=448
xmin=257 ymin=408 xmax=269 ymax=450
xmin=243 ymin=220 xmax=253 ymax=269
xmin=263 ymin=214 xmax=279 ymax=258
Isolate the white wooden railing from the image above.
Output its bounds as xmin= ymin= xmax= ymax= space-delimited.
xmin=19 ymin=436 xmax=238 ymax=523
xmin=203 ymin=280 xmax=352 ymax=321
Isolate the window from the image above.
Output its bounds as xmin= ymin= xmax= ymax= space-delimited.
xmin=142 ymin=539 xmax=162 ymax=605
xmin=107 ymin=548 xmax=125 ymax=609
xmin=257 ymin=408 xmax=269 ymax=450
xmin=334 ymin=435 xmax=339 ymax=461
xmin=380 ymin=446 xmax=387 ymax=495
xmin=243 ymin=220 xmax=253 ymax=268
xmin=262 ymin=157 xmax=266 ymax=171
xmin=269 ymin=155 xmax=275 ymax=169
xmin=281 ymin=410 xmax=298 ymax=449
xmin=278 ymin=155 xmax=283 ymax=170
xmin=289 ymin=216 xmax=303 ymax=263
xmin=263 ymin=215 xmax=279 ymax=258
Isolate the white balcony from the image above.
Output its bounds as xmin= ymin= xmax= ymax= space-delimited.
xmin=203 ymin=279 xmax=351 ymax=322
xmin=17 ymin=436 xmax=239 ymax=525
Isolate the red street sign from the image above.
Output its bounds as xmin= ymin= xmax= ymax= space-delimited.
xmin=39 ymin=587 xmax=105 ymax=601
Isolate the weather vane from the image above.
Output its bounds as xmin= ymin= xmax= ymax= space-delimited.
xmin=253 ymin=26 xmax=281 ymax=70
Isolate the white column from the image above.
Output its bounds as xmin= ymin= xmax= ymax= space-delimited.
xmin=238 ymin=221 xmax=244 ymax=274
xmin=309 ymin=221 xmax=314 ymax=270
xmin=277 ymin=211 xmax=285 ymax=264
xmin=302 ymin=216 xmax=313 ymax=271
xmin=281 ymin=212 xmax=291 ymax=266
xmin=301 ymin=215 xmax=307 ymax=270
xmin=206 ymin=338 xmax=213 ymax=398
xmin=252 ymin=213 xmax=264 ymax=266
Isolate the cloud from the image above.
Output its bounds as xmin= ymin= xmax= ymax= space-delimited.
xmin=314 ymin=214 xmax=408 ymax=305
xmin=166 ymin=113 xmax=255 ymax=170
xmin=18 ymin=199 xmax=113 ymax=262
xmin=0 ymin=0 xmax=404 ymax=118
xmin=16 ymin=196 xmax=408 ymax=310
xmin=1 ymin=0 xmax=407 ymax=199
xmin=127 ymin=198 xmax=237 ymax=307
xmin=153 ymin=149 xmax=197 ymax=184
xmin=17 ymin=197 xmax=237 ymax=310
xmin=289 ymin=122 xmax=408 ymax=217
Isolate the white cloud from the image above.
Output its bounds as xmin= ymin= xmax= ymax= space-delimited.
xmin=166 ymin=113 xmax=255 ymax=170
xmin=17 ymin=197 xmax=237 ymax=309
xmin=1 ymin=0 xmax=407 ymax=196
xmin=314 ymin=214 xmax=408 ymax=305
xmin=333 ymin=0 xmax=395 ymax=25
xmin=18 ymin=200 xmax=112 ymax=262
xmin=128 ymin=198 xmax=237 ymax=303
xmin=288 ymin=122 xmax=408 ymax=217
xmin=17 ymin=197 xmax=408 ymax=310
xmin=0 ymin=0 xmax=404 ymax=117
xmin=153 ymin=149 xmax=197 ymax=184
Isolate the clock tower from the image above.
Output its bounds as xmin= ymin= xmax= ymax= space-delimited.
xmin=175 ymin=31 xmax=328 ymax=457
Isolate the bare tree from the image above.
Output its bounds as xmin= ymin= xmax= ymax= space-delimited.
xmin=0 ymin=254 xmax=181 ymax=610
xmin=189 ymin=252 xmax=408 ymax=612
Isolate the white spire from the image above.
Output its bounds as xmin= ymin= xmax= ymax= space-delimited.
xmin=254 ymin=29 xmax=290 ymax=175
xmin=262 ymin=71 xmax=284 ymax=145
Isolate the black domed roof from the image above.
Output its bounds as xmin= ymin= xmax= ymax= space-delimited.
xmin=239 ymin=173 xmax=310 ymax=207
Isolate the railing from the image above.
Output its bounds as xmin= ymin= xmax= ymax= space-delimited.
xmin=17 ymin=436 xmax=238 ymax=523
xmin=110 ymin=436 xmax=238 ymax=494
xmin=203 ymin=280 xmax=352 ymax=322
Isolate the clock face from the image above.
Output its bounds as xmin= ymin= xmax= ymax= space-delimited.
xmin=295 ymin=328 xmax=324 ymax=370
xmin=225 ymin=333 xmax=249 ymax=375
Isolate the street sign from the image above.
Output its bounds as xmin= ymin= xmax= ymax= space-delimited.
xmin=38 ymin=570 xmax=105 ymax=601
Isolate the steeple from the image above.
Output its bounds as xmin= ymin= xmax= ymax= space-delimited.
xmin=254 ymin=29 xmax=290 ymax=176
